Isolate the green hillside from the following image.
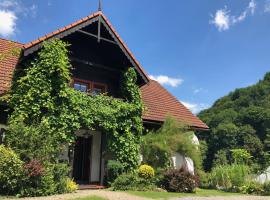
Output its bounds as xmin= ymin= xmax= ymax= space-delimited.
xmin=198 ymin=72 xmax=270 ymax=171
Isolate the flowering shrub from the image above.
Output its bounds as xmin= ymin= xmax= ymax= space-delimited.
xmin=24 ymin=160 xmax=44 ymax=177
xmin=138 ymin=164 xmax=155 ymax=179
xmin=66 ymin=178 xmax=78 ymax=192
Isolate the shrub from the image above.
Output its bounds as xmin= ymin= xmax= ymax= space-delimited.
xmin=197 ymin=170 xmax=210 ymax=189
xmin=111 ymin=172 xmax=156 ymax=191
xmin=209 ymin=164 xmax=250 ymax=191
xmin=19 ymin=164 xmax=56 ymax=197
xmin=50 ymin=163 xmax=72 ymax=194
xmin=142 ymin=117 xmax=202 ymax=169
xmin=0 ymin=145 xmax=24 ymax=195
xmin=105 ymin=160 xmax=124 ymax=185
xmin=65 ymin=178 xmax=78 ymax=193
xmin=160 ymin=168 xmax=198 ymax=193
xmin=239 ymin=181 xmax=264 ymax=195
xmin=230 ymin=149 xmax=252 ymax=164
xmin=138 ymin=164 xmax=155 ymax=179
xmin=263 ymin=182 xmax=270 ymax=195
xmin=19 ymin=162 xmax=72 ymax=197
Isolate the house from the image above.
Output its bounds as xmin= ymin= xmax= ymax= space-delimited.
xmin=0 ymin=11 xmax=208 ymax=185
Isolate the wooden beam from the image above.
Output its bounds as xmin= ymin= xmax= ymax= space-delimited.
xmin=98 ymin=16 xmax=101 ymax=43
xmin=70 ymin=57 xmax=120 ymax=72
xmin=77 ymin=30 xmax=117 ymax=45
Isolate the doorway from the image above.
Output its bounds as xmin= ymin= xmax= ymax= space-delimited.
xmin=73 ymin=136 xmax=92 ymax=184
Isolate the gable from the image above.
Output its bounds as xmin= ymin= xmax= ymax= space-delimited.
xmin=0 ymin=11 xmax=209 ymax=130
xmin=23 ymin=11 xmax=149 ymax=84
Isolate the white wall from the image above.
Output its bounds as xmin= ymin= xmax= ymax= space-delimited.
xmin=90 ymin=131 xmax=101 ymax=182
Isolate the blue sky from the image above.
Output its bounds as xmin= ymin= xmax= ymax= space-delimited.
xmin=0 ymin=0 xmax=270 ymax=113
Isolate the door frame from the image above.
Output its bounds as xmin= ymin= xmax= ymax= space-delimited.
xmin=72 ymin=135 xmax=92 ymax=184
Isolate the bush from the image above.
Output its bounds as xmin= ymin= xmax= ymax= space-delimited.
xmin=111 ymin=172 xmax=156 ymax=191
xmin=50 ymin=163 xmax=71 ymax=194
xmin=19 ymin=162 xmax=73 ymax=197
xmin=263 ymin=182 xmax=270 ymax=195
xmin=138 ymin=164 xmax=155 ymax=179
xmin=160 ymin=168 xmax=198 ymax=193
xmin=19 ymin=163 xmax=56 ymax=197
xmin=197 ymin=170 xmax=210 ymax=189
xmin=142 ymin=117 xmax=202 ymax=169
xmin=0 ymin=145 xmax=24 ymax=195
xmin=105 ymin=160 xmax=124 ymax=185
xmin=65 ymin=178 xmax=78 ymax=193
xmin=239 ymin=181 xmax=264 ymax=195
xmin=209 ymin=164 xmax=250 ymax=191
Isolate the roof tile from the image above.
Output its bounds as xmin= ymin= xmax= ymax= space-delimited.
xmin=140 ymin=80 xmax=209 ymax=130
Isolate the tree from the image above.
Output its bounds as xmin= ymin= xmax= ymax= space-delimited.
xmin=198 ymin=71 xmax=270 ymax=171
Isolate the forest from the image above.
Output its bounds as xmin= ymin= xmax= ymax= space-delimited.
xmin=198 ymin=72 xmax=270 ymax=171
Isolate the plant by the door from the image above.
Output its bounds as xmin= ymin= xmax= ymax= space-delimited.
xmin=0 ymin=39 xmax=143 ymax=196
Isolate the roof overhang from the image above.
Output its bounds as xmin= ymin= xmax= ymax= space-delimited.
xmin=23 ymin=11 xmax=149 ymax=83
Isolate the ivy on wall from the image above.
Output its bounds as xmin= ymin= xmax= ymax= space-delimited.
xmin=6 ymin=39 xmax=143 ymax=170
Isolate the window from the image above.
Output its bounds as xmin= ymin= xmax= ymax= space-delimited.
xmin=92 ymin=83 xmax=106 ymax=95
xmin=72 ymin=78 xmax=107 ymax=95
xmin=73 ymin=81 xmax=89 ymax=93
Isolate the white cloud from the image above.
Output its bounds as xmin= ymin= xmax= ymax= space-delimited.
xmin=0 ymin=10 xmax=16 ymax=37
xmin=264 ymin=0 xmax=270 ymax=12
xmin=0 ymin=0 xmax=38 ymax=37
xmin=193 ymin=88 xmax=206 ymax=94
xmin=181 ymin=101 xmax=209 ymax=114
xmin=210 ymin=8 xmax=230 ymax=31
xmin=210 ymin=0 xmax=256 ymax=32
xmin=149 ymin=75 xmax=183 ymax=87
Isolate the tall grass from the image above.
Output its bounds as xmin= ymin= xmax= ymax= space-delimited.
xmin=209 ymin=164 xmax=250 ymax=190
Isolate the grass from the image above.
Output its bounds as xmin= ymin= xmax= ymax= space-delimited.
xmin=71 ymin=196 xmax=108 ymax=200
xmin=127 ymin=188 xmax=241 ymax=199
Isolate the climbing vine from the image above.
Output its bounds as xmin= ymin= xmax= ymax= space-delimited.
xmin=6 ymin=39 xmax=143 ymax=170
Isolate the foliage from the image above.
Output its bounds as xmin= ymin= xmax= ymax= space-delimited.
xmin=238 ymin=181 xmax=270 ymax=196
xmin=212 ymin=150 xmax=229 ymax=167
xmin=209 ymin=164 xmax=250 ymax=191
xmin=5 ymin=121 xmax=65 ymax=163
xmin=138 ymin=164 xmax=155 ymax=179
xmin=263 ymin=181 xmax=270 ymax=195
xmin=111 ymin=172 xmax=156 ymax=191
xmin=65 ymin=178 xmax=78 ymax=193
xmin=230 ymin=149 xmax=252 ymax=164
xmin=198 ymin=72 xmax=270 ymax=171
xmin=239 ymin=181 xmax=264 ymax=195
xmin=105 ymin=160 xmax=124 ymax=185
xmin=197 ymin=170 xmax=210 ymax=189
xmin=19 ymin=164 xmax=56 ymax=197
xmin=19 ymin=163 xmax=72 ymax=197
xmin=0 ymin=145 xmax=24 ymax=195
xmin=5 ymin=39 xmax=143 ymax=171
xmin=142 ymin=117 xmax=202 ymax=169
xmin=160 ymin=168 xmax=199 ymax=193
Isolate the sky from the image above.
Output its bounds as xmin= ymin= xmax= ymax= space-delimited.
xmin=0 ymin=0 xmax=270 ymax=114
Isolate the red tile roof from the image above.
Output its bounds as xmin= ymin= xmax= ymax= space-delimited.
xmin=0 ymin=38 xmax=23 ymax=95
xmin=0 ymin=11 xmax=208 ymax=130
xmin=141 ymin=80 xmax=209 ymax=130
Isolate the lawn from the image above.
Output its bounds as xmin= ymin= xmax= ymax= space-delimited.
xmin=127 ymin=188 xmax=241 ymax=199
xmin=71 ymin=196 xmax=107 ymax=200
